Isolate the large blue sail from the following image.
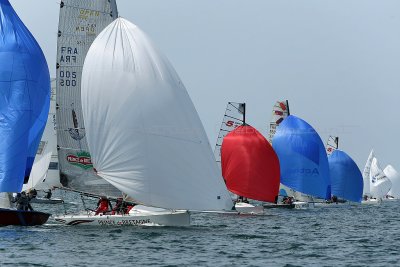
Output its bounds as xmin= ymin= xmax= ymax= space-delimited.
xmin=328 ymin=150 xmax=363 ymax=203
xmin=0 ymin=0 xmax=50 ymax=192
xmin=272 ymin=115 xmax=331 ymax=199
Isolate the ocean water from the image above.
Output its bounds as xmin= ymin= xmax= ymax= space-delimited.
xmin=1 ymin=192 xmax=400 ymax=267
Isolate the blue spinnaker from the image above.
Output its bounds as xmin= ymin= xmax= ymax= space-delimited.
xmin=0 ymin=0 xmax=50 ymax=192
xmin=329 ymin=150 xmax=363 ymax=203
xmin=272 ymin=115 xmax=331 ymax=199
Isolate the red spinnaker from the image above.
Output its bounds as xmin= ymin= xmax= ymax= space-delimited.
xmin=221 ymin=125 xmax=280 ymax=203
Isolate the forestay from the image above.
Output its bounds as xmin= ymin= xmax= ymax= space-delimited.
xmin=214 ymin=102 xmax=245 ymax=168
xmin=272 ymin=115 xmax=331 ymax=199
xmin=328 ymin=150 xmax=363 ymax=202
xmin=81 ymin=18 xmax=233 ymax=211
xmin=0 ymin=0 xmax=50 ymax=192
xmin=221 ymin=125 xmax=280 ymax=203
xmin=384 ymin=165 xmax=400 ymax=198
xmin=369 ymin=158 xmax=391 ymax=199
xmin=56 ymin=0 xmax=120 ymax=196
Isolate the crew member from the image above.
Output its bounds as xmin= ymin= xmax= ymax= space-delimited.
xmin=95 ymin=196 xmax=112 ymax=215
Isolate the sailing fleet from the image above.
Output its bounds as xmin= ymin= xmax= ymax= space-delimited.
xmin=0 ymin=0 xmax=399 ymax=227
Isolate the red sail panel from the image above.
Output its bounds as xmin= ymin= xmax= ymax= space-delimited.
xmin=221 ymin=125 xmax=280 ymax=203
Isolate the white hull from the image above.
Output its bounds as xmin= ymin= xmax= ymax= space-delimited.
xmin=293 ymin=201 xmax=312 ymax=209
xmin=361 ymin=198 xmax=381 ymax=205
xmin=54 ymin=206 xmax=190 ymax=226
xmin=234 ymin=202 xmax=264 ymax=214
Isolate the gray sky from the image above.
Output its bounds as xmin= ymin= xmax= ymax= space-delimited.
xmin=9 ymin=0 xmax=400 ymax=169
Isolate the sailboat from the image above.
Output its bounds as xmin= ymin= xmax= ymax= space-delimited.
xmin=369 ymin=158 xmax=392 ymax=200
xmin=55 ymin=17 xmax=233 ymax=226
xmin=328 ymin=150 xmax=363 ymax=203
xmin=0 ymin=0 xmax=51 ymax=226
xmin=272 ymin=115 xmax=331 ymax=207
xmin=361 ymin=150 xmax=391 ymax=204
xmin=22 ymin=79 xmax=62 ymax=204
xmin=268 ymin=100 xmax=290 ymax=144
xmin=384 ymin=165 xmax=400 ymax=199
xmin=221 ymin=125 xmax=280 ymax=213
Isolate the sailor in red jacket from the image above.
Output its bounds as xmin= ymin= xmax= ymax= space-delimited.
xmin=95 ymin=196 xmax=112 ymax=215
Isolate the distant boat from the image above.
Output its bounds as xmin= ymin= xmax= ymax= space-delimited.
xmin=369 ymin=158 xmax=392 ymax=200
xmin=0 ymin=0 xmax=51 ymax=226
xmin=384 ymin=165 xmax=400 ymax=199
xmin=221 ymin=125 xmax=280 ymax=213
xmin=328 ymin=150 xmax=363 ymax=203
xmin=55 ymin=18 xmax=233 ymax=226
xmin=362 ymin=150 xmax=375 ymax=199
xmin=272 ymin=115 xmax=331 ymax=202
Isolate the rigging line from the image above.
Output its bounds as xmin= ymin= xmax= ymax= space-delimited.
xmin=228 ymin=102 xmax=244 ymax=113
xmin=223 ymin=114 xmax=243 ymax=121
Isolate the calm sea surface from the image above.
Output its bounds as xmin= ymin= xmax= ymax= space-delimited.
xmin=1 ymin=191 xmax=400 ymax=267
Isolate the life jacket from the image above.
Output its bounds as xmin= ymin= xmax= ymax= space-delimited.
xmin=96 ymin=200 xmax=109 ymax=214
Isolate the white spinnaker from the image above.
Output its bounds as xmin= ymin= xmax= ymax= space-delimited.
xmin=268 ymin=100 xmax=289 ymax=144
xmin=369 ymin=158 xmax=392 ymax=199
xmin=326 ymin=136 xmax=339 ymax=156
xmin=384 ymin=165 xmax=400 ymax=198
xmin=362 ymin=150 xmax=375 ymax=196
xmin=23 ymin=79 xmax=60 ymax=191
xmin=0 ymin=193 xmax=12 ymax=209
xmin=214 ymin=102 xmax=245 ymax=169
xmin=81 ymin=18 xmax=233 ymax=211
xmin=56 ymin=0 xmax=120 ymax=196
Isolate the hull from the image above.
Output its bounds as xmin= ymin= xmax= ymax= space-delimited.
xmin=263 ymin=203 xmax=295 ymax=209
xmin=234 ymin=202 xmax=264 ymax=214
xmin=293 ymin=201 xmax=312 ymax=209
xmin=30 ymin=198 xmax=64 ymax=204
xmin=54 ymin=207 xmax=190 ymax=227
xmin=362 ymin=198 xmax=382 ymax=205
xmin=0 ymin=208 xmax=51 ymax=226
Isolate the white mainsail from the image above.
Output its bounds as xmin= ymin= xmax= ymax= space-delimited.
xmin=214 ymin=102 xmax=245 ymax=169
xmin=369 ymin=157 xmax=392 ymax=199
xmin=81 ymin=18 xmax=233 ymax=211
xmin=326 ymin=136 xmax=339 ymax=156
xmin=0 ymin=193 xmax=12 ymax=209
xmin=384 ymin=165 xmax=400 ymax=198
xmin=23 ymin=79 xmax=60 ymax=191
xmin=362 ymin=149 xmax=375 ymax=197
xmin=268 ymin=100 xmax=289 ymax=144
xmin=55 ymin=0 xmax=120 ymax=196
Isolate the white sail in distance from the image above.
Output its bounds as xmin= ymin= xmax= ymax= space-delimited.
xmin=326 ymin=136 xmax=339 ymax=156
xmin=369 ymin=157 xmax=392 ymax=199
xmin=23 ymin=79 xmax=60 ymax=191
xmin=81 ymin=18 xmax=233 ymax=211
xmin=55 ymin=0 xmax=120 ymax=196
xmin=214 ymin=102 xmax=245 ymax=169
xmin=268 ymin=100 xmax=289 ymax=144
xmin=384 ymin=165 xmax=400 ymax=198
xmin=362 ymin=149 xmax=375 ymax=197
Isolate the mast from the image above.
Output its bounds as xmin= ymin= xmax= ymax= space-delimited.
xmin=286 ymin=100 xmax=290 ymax=116
xmin=110 ymin=0 xmax=118 ymax=18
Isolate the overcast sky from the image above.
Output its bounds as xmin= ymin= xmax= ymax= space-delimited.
xmin=9 ymin=0 xmax=400 ymax=169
